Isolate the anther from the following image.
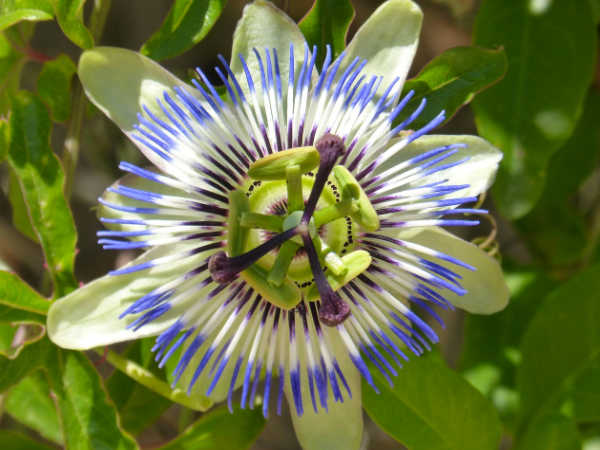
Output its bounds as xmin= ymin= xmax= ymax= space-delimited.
xmin=209 ymin=227 xmax=298 ymax=284
xmin=301 ymin=233 xmax=351 ymax=326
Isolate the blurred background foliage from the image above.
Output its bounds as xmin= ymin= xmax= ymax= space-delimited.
xmin=0 ymin=0 xmax=599 ymax=449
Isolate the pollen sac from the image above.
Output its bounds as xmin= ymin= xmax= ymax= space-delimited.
xmin=248 ymin=146 xmax=320 ymax=180
xmin=306 ymin=250 xmax=372 ymax=301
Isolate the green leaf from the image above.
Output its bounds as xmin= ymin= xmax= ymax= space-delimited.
xmin=515 ymin=414 xmax=581 ymax=450
xmin=0 ymin=271 xmax=50 ymax=317
xmin=460 ymin=269 xmax=557 ymax=427
xmin=7 ymin=91 xmax=78 ymax=296
xmin=0 ymin=430 xmax=54 ymax=450
xmin=461 ymin=269 xmax=557 ymax=372
xmin=400 ymin=46 xmax=507 ymax=129
xmin=473 ymin=0 xmax=597 ymax=218
xmin=591 ymin=0 xmax=600 ymax=23
xmin=141 ymin=0 xmax=227 ymax=61
xmin=8 ymin=169 xmax=39 ymax=242
xmin=0 ymin=0 xmax=53 ymax=31
xmin=518 ymin=264 xmax=600 ymax=431
xmin=106 ymin=339 xmax=172 ymax=434
xmin=0 ymin=117 xmax=7 ymax=161
xmin=0 ymin=322 xmax=44 ymax=358
xmin=46 ymin=349 xmax=138 ymax=450
xmin=516 ymin=90 xmax=600 ymax=266
xmin=159 ymin=406 xmax=266 ymax=450
xmin=50 ymin=0 xmax=93 ymax=49
xmin=0 ymin=337 xmax=51 ymax=392
xmin=572 ymin=358 xmax=600 ymax=423
xmin=4 ymin=371 xmax=63 ymax=444
xmin=0 ymin=272 xmax=49 ymax=356
xmin=0 ymin=31 xmax=27 ymax=114
xmin=362 ymin=352 xmax=502 ymax=450
xmin=299 ymin=0 xmax=354 ymax=68
xmin=37 ymin=53 xmax=76 ymax=122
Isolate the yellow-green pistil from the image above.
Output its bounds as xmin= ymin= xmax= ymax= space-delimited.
xmin=208 ymin=134 xmax=378 ymax=326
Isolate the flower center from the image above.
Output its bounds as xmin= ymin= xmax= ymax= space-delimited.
xmin=209 ymin=135 xmax=379 ymax=325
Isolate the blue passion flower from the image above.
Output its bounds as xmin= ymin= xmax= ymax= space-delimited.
xmin=48 ymin=1 xmax=509 ymax=448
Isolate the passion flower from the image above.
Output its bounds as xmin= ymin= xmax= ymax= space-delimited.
xmin=48 ymin=1 xmax=509 ymax=448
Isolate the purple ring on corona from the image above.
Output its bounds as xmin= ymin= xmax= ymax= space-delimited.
xmin=95 ymin=43 xmax=488 ymax=418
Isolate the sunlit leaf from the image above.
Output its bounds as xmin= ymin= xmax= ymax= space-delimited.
xmin=141 ymin=0 xmax=226 ymax=61
xmin=473 ymin=0 xmax=597 ymax=218
xmin=400 ymin=46 xmax=507 ymax=129
xmin=0 ymin=32 xmax=27 ymax=114
xmin=46 ymin=349 xmax=138 ymax=450
xmin=158 ymin=406 xmax=266 ymax=450
xmin=0 ymin=272 xmax=48 ymax=356
xmin=7 ymin=91 xmax=78 ymax=296
xmin=37 ymin=53 xmax=77 ymax=122
xmin=4 ymin=371 xmax=63 ymax=444
xmin=50 ymin=0 xmax=93 ymax=49
xmin=0 ymin=0 xmax=53 ymax=31
xmin=299 ymin=0 xmax=354 ymax=68
xmin=362 ymin=352 xmax=502 ymax=450
xmin=518 ymin=264 xmax=600 ymax=431
xmin=0 ymin=271 xmax=49 ymax=316
xmin=517 ymin=90 xmax=600 ymax=266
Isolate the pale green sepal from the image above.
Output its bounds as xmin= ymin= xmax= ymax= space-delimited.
xmin=340 ymin=0 xmax=422 ymax=96
xmin=78 ymin=46 xmax=196 ymax=134
xmin=397 ymin=227 xmax=509 ymax=314
xmin=375 ymin=134 xmax=503 ymax=199
xmin=230 ymin=0 xmax=309 ymax=97
xmin=287 ymin=330 xmax=363 ymax=450
xmin=47 ymin=245 xmax=204 ymax=350
xmin=99 ymin=173 xmax=194 ymax=236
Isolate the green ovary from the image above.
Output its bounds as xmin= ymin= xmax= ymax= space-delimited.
xmin=226 ymin=148 xmax=378 ymax=310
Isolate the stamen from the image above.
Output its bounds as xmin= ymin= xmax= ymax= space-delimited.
xmin=302 ymin=133 xmax=346 ymax=222
xmin=301 ymin=233 xmax=350 ymax=327
xmin=209 ymin=227 xmax=298 ymax=283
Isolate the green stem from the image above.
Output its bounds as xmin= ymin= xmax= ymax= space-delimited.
xmin=63 ymin=0 xmax=111 ymax=198
xmin=95 ymin=348 xmax=212 ymax=412
xmin=89 ymin=0 xmax=112 ymax=38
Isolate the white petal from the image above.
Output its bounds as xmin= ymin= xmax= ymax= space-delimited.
xmin=78 ymin=46 xmax=195 ymax=134
xmin=287 ymin=331 xmax=364 ymax=450
xmin=47 ymin=244 xmax=205 ymax=350
xmin=375 ymin=134 xmax=503 ymax=198
xmin=397 ymin=227 xmax=509 ymax=314
xmin=230 ymin=0 xmax=310 ymax=95
xmin=340 ymin=0 xmax=422 ymax=96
